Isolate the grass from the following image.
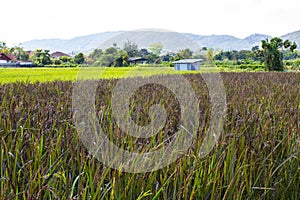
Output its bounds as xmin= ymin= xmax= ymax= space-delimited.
xmin=0 ymin=66 xmax=258 ymax=84
xmin=0 ymin=72 xmax=299 ymax=199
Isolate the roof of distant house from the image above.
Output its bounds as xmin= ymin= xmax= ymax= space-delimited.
xmin=128 ymin=57 xmax=147 ymax=62
xmin=51 ymin=51 xmax=71 ymax=58
xmin=173 ymin=59 xmax=204 ymax=64
xmin=0 ymin=53 xmax=16 ymax=61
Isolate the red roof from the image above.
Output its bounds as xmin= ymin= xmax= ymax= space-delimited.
xmin=0 ymin=53 xmax=14 ymax=61
xmin=51 ymin=51 xmax=71 ymax=58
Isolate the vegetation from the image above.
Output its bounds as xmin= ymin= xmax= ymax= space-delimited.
xmin=1 ymin=37 xmax=299 ymax=71
xmin=0 ymin=73 xmax=299 ymax=199
xmin=261 ymin=37 xmax=297 ymax=71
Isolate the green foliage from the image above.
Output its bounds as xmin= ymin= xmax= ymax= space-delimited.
xmin=284 ymin=59 xmax=300 ymax=70
xmin=73 ymin=53 xmax=85 ymax=64
xmin=261 ymin=37 xmax=297 ymax=71
xmin=175 ymin=48 xmax=192 ymax=60
xmin=283 ymin=49 xmax=300 ymax=60
xmin=88 ymin=49 xmax=103 ymax=62
xmin=215 ymin=49 xmax=263 ymax=62
xmin=123 ymin=40 xmax=139 ymax=57
xmin=0 ymin=41 xmax=8 ymax=53
xmin=105 ymin=47 xmax=118 ymax=55
xmin=149 ymin=42 xmax=163 ymax=56
xmin=9 ymin=46 xmax=29 ymax=61
xmin=206 ymin=48 xmax=214 ymax=66
xmin=59 ymin=56 xmax=73 ymax=63
xmin=30 ymin=49 xmax=52 ymax=66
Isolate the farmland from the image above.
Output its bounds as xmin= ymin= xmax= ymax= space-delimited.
xmin=0 ymin=71 xmax=299 ymax=199
xmin=0 ymin=66 xmax=255 ymax=84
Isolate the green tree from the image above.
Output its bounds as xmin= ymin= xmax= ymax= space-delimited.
xmin=149 ymin=42 xmax=163 ymax=56
xmin=261 ymin=37 xmax=297 ymax=71
xmin=112 ymin=50 xmax=129 ymax=67
xmin=88 ymin=49 xmax=103 ymax=62
xmin=31 ymin=49 xmax=52 ymax=66
xmin=206 ymin=49 xmax=214 ymax=66
xmin=123 ymin=40 xmax=138 ymax=57
xmin=59 ymin=56 xmax=72 ymax=63
xmin=105 ymin=47 xmax=118 ymax=55
xmin=74 ymin=53 xmax=85 ymax=64
xmin=175 ymin=48 xmax=192 ymax=60
xmin=95 ymin=54 xmax=115 ymax=66
xmin=0 ymin=41 xmax=9 ymax=54
xmin=9 ymin=46 xmax=29 ymax=60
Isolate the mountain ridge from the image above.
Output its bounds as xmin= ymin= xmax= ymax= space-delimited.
xmin=21 ymin=30 xmax=300 ymax=54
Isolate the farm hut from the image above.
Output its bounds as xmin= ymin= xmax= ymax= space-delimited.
xmin=173 ymin=59 xmax=203 ymax=70
xmin=128 ymin=57 xmax=147 ymax=65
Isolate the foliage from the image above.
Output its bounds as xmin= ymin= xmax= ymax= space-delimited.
xmin=88 ymin=49 xmax=103 ymax=62
xmin=261 ymin=37 xmax=297 ymax=71
xmin=30 ymin=49 xmax=52 ymax=66
xmin=73 ymin=53 xmax=85 ymax=64
xmin=214 ymin=49 xmax=263 ymax=62
xmin=283 ymin=49 xmax=300 ymax=60
xmin=8 ymin=47 xmax=29 ymax=61
xmin=206 ymin=48 xmax=214 ymax=66
xmin=149 ymin=42 xmax=163 ymax=56
xmin=0 ymin=41 xmax=9 ymax=54
xmin=59 ymin=56 xmax=73 ymax=64
xmin=284 ymin=59 xmax=300 ymax=70
xmin=123 ymin=40 xmax=139 ymax=57
xmin=174 ymin=48 xmax=192 ymax=60
xmin=0 ymin=73 xmax=299 ymax=199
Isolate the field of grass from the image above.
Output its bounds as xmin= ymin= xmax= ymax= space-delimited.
xmin=0 ymin=66 xmax=256 ymax=83
xmin=0 ymin=72 xmax=299 ymax=199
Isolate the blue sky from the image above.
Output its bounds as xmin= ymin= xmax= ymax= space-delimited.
xmin=2 ymin=0 xmax=300 ymax=46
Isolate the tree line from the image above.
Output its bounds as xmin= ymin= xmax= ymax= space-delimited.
xmin=1 ymin=37 xmax=298 ymax=71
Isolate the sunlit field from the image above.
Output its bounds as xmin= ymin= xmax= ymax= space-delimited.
xmin=0 ymin=66 xmax=255 ymax=83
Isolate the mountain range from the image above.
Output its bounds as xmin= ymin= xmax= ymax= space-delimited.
xmin=20 ymin=30 xmax=300 ymax=55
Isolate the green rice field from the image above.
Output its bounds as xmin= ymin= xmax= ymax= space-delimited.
xmin=0 ymin=66 xmax=252 ymax=83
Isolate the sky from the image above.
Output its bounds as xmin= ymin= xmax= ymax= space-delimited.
xmin=1 ymin=0 xmax=300 ymax=46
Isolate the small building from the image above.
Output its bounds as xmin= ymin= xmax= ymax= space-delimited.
xmin=0 ymin=53 xmax=13 ymax=63
xmin=128 ymin=57 xmax=147 ymax=65
xmin=50 ymin=51 xmax=71 ymax=59
xmin=173 ymin=59 xmax=203 ymax=70
xmin=0 ymin=53 xmax=34 ymax=67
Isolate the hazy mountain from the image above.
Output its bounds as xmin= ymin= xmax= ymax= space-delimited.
xmin=282 ymin=30 xmax=300 ymax=47
xmin=21 ymin=30 xmax=299 ymax=54
xmin=97 ymin=30 xmax=201 ymax=52
xmin=21 ymin=32 xmax=122 ymax=55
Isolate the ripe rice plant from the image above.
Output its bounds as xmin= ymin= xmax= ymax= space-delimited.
xmin=0 ymin=73 xmax=299 ymax=199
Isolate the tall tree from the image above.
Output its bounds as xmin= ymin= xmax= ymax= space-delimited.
xmin=123 ymin=40 xmax=138 ymax=57
xmin=0 ymin=41 xmax=9 ymax=54
xmin=149 ymin=42 xmax=163 ymax=56
xmin=31 ymin=49 xmax=52 ymax=66
xmin=10 ymin=46 xmax=29 ymax=60
xmin=261 ymin=37 xmax=297 ymax=71
xmin=88 ymin=49 xmax=103 ymax=62
xmin=175 ymin=48 xmax=192 ymax=60
xmin=206 ymin=49 xmax=214 ymax=66
xmin=74 ymin=53 xmax=85 ymax=64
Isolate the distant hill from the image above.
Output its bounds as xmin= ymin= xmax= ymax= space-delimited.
xmin=97 ymin=30 xmax=200 ymax=52
xmin=21 ymin=30 xmax=300 ymax=54
xmin=21 ymin=32 xmax=122 ymax=55
xmin=282 ymin=30 xmax=300 ymax=47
